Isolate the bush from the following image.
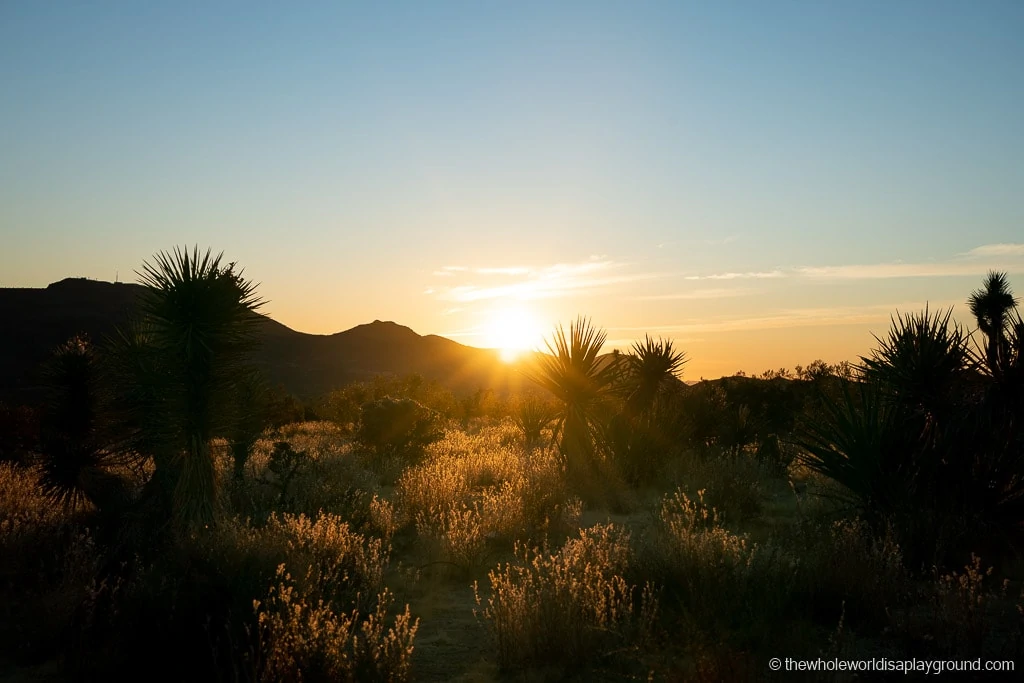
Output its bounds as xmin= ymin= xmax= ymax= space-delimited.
xmin=674 ymin=452 xmax=770 ymax=524
xmin=638 ymin=489 xmax=795 ymax=633
xmin=511 ymin=395 xmax=556 ymax=451
xmin=0 ymin=402 xmax=40 ymax=463
xmin=396 ymin=426 xmax=578 ymax=546
xmin=799 ymin=297 xmax=1024 ymax=568
xmin=789 ymin=518 xmax=909 ymax=627
xmin=355 ymin=396 xmax=443 ymax=466
xmin=888 ymin=555 xmax=1024 ymax=661
xmin=474 ymin=523 xmax=657 ymax=672
xmin=255 ymin=569 xmax=418 ymax=683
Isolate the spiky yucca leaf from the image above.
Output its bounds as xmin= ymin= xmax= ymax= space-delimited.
xmin=860 ymin=306 xmax=973 ymax=420
xmin=34 ymin=335 xmax=129 ymax=510
xmin=527 ymin=317 xmax=621 ymax=485
xmin=129 ymin=246 xmax=266 ymax=527
xmin=622 ymin=335 xmax=687 ymax=420
xmin=797 ymin=382 xmax=925 ymax=519
xmin=512 ymin=395 xmax=556 ymax=450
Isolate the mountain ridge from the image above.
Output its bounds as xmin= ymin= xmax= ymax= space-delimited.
xmin=1 ymin=278 xmax=533 ymax=401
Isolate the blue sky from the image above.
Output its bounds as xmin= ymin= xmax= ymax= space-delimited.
xmin=2 ymin=1 xmax=1023 ymax=377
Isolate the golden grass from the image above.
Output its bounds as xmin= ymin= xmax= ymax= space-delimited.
xmin=474 ymin=523 xmax=657 ymax=670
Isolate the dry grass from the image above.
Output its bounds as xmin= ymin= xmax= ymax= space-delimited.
xmin=3 ymin=414 xmax=1023 ymax=681
xmin=888 ymin=554 xmax=1024 ymax=660
xmin=474 ymin=523 xmax=657 ymax=671
xmin=396 ymin=424 xmax=581 ymax=570
xmin=255 ymin=567 xmax=419 ymax=682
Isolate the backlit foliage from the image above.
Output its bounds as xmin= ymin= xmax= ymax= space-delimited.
xmin=475 ymin=523 xmax=657 ymax=669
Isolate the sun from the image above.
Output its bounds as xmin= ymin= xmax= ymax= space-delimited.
xmin=482 ymin=305 xmax=544 ymax=362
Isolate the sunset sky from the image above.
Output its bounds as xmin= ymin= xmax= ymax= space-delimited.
xmin=2 ymin=1 xmax=1023 ymax=378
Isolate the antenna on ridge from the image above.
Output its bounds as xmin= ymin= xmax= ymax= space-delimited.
xmin=115 ymin=270 xmax=119 ymax=283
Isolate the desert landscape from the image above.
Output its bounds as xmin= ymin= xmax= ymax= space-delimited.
xmin=3 ymin=2 xmax=1023 ymax=680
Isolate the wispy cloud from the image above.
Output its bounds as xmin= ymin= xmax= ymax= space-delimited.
xmin=430 ymin=259 xmax=666 ymax=302
xmin=684 ymin=270 xmax=785 ymax=281
xmin=608 ymin=301 xmax=960 ymax=335
xmin=794 ymin=262 xmax=995 ymax=279
xmin=433 ymin=266 xmax=469 ymax=277
xmin=962 ymin=243 xmax=1024 ymax=258
xmin=475 ymin=266 xmax=531 ymax=275
xmin=625 ymin=287 xmax=757 ymax=301
xmin=685 ymin=243 xmax=1024 ymax=282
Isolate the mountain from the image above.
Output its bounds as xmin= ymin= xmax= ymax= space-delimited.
xmin=0 ymin=278 xmax=535 ymax=402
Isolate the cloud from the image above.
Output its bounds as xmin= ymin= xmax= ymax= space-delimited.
xmin=684 ymin=270 xmax=785 ymax=281
xmin=626 ymin=287 xmax=757 ymax=301
xmin=432 ymin=266 xmax=468 ymax=277
xmin=431 ymin=259 xmax=666 ymax=302
xmin=608 ymin=300 xmax=961 ymax=335
xmin=475 ymin=266 xmax=531 ymax=275
xmin=962 ymin=243 xmax=1024 ymax=258
xmin=685 ymin=243 xmax=1024 ymax=282
xmin=794 ymin=263 xmax=992 ymax=279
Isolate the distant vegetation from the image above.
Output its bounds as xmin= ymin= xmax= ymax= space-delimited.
xmin=1 ymin=248 xmax=1022 ymax=681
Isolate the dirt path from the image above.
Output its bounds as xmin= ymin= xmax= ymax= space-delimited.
xmin=405 ymin=571 xmax=499 ymax=682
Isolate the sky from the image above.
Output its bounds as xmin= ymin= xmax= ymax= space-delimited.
xmin=2 ymin=1 xmax=1023 ymax=378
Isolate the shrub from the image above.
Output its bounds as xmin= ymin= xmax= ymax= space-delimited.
xmin=0 ymin=402 xmax=40 ymax=463
xmin=396 ymin=426 xmax=577 ymax=545
xmin=0 ymin=466 xmax=102 ymax=665
xmin=511 ymin=395 xmax=555 ymax=451
xmin=227 ymin=426 xmax=377 ymax=525
xmin=639 ymin=489 xmax=795 ymax=633
xmin=888 ymin=555 xmax=1024 ymax=661
xmin=790 ymin=518 xmax=909 ymax=627
xmin=262 ymin=511 xmax=389 ymax=612
xmin=474 ymin=523 xmax=657 ymax=671
xmin=355 ymin=396 xmax=443 ymax=466
xmin=254 ymin=568 xmax=419 ymax=683
xmin=415 ymin=502 xmax=488 ymax=574
xmin=755 ymin=433 xmax=791 ymax=476
xmin=800 ymin=292 xmax=1024 ymax=568
xmin=675 ymin=453 xmax=769 ymax=524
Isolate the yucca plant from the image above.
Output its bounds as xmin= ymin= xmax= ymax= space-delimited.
xmin=111 ymin=247 xmax=265 ymax=527
xmin=860 ymin=306 xmax=974 ymax=423
xmin=601 ymin=337 xmax=686 ymax=484
xmin=621 ymin=335 xmax=688 ymax=422
xmin=968 ymin=272 xmax=1024 ymax=422
xmin=34 ymin=335 xmax=124 ymax=509
xmin=229 ymin=368 xmax=272 ymax=481
xmin=512 ymin=395 xmax=556 ymax=450
xmin=800 ymin=278 xmax=1024 ymax=566
xmin=798 ymin=382 xmax=926 ymax=521
xmin=527 ymin=317 xmax=621 ymax=497
xmin=969 ymin=271 xmax=1019 ymax=377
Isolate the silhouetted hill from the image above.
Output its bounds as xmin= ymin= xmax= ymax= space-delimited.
xmin=0 ymin=279 xmax=533 ymax=401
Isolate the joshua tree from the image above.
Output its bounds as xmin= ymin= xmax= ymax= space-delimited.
xmin=113 ymin=247 xmax=265 ymax=527
xmin=969 ymin=270 xmax=1020 ymax=377
xmin=528 ymin=317 xmax=620 ymax=494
